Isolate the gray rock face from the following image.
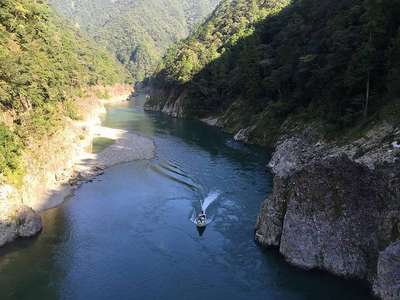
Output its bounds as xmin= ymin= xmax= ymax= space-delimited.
xmin=255 ymin=126 xmax=400 ymax=299
xmin=0 ymin=218 xmax=18 ymax=247
xmin=200 ymin=117 xmax=222 ymax=127
xmin=0 ymin=205 xmax=42 ymax=247
xmin=255 ymin=177 xmax=288 ymax=247
xmin=280 ymin=156 xmax=399 ymax=279
xmin=16 ymin=206 xmax=43 ymax=237
xmin=145 ymin=88 xmax=187 ymax=118
xmin=161 ymin=95 xmax=185 ymax=118
xmin=234 ymin=126 xmax=256 ymax=143
xmin=374 ymin=241 xmax=400 ymax=300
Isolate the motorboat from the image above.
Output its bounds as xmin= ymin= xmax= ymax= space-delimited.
xmin=195 ymin=211 xmax=207 ymax=228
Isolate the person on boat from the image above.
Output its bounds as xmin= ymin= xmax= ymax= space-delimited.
xmin=198 ymin=210 xmax=206 ymax=223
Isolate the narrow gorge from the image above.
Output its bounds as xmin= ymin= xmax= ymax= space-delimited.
xmin=0 ymin=0 xmax=399 ymax=299
xmin=146 ymin=0 xmax=400 ymax=299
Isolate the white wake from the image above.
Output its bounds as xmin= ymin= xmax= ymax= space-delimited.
xmin=201 ymin=191 xmax=220 ymax=212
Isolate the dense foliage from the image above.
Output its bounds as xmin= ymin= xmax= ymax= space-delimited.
xmin=150 ymin=0 xmax=400 ymax=144
xmin=0 ymin=0 xmax=130 ymax=183
xmin=49 ymin=0 xmax=220 ymax=82
xmin=50 ymin=0 xmax=218 ymax=81
xmin=0 ymin=124 xmax=23 ymax=185
xmin=0 ymin=0 xmax=130 ymax=112
xmin=158 ymin=0 xmax=289 ymax=84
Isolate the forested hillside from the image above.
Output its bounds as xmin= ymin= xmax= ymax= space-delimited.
xmin=0 ymin=0 xmax=130 ymax=184
xmin=49 ymin=0 xmax=220 ymax=82
xmin=148 ymin=0 xmax=400 ymax=146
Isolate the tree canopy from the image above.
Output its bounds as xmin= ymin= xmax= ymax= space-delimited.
xmin=150 ymin=0 xmax=400 ymax=144
xmin=0 ymin=0 xmax=131 ymax=184
xmin=49 ymin=0 xmax=220 ymax=82
xmin=0 ymin=0 xmax=130 ymax=112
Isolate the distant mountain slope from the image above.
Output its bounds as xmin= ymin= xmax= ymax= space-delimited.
xmin=0 ymin=0 xmax=129 ymax=112
xmin=49 ymin=0 xmax=220 ymax=82
xmin=148 ymin=0 xmax=400 ymax=146
xmin=0 ymin=0 xmax=130 ymax=183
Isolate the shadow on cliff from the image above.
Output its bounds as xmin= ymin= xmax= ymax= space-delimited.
xmin=149 ymin=2 xmax=298 ymax=113
xmin=150 ymin=0 xmax=400 ymax=146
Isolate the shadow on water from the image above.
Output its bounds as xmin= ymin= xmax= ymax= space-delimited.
xmin=0 ymin=94 xmax=376 ymax=300
xmin=0 ymin=206 xmax=69 ymax=300
xmin=99 ymin=97 xmax=374 ymax=299
xmin=103 ymin=96 xmax=270 ymax=171
xmin=196 ymin=226 xmax=206 ymax=237
xmin=148 ymin=111 xmax=268 ymax=164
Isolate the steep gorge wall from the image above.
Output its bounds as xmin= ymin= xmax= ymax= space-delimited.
xmin=145 ymin=87 xmax=187 ymax=118
xmin=255 ymin=125 xmax=400 ymax=300
xmin=146 ymin=77 xmax=400 ymax=298
xmin=148 ymin=88 xmax=400 ymax=299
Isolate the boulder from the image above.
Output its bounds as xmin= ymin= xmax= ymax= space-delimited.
xmin=16 ymin=205 xmax=43 ymax=237
xmin=0 ymin=205 xmax=42 ymax=247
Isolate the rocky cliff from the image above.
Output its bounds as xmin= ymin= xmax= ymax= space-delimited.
xmin=255 ymin=124 xmax=400 ymax=299
xmin=147 ymin=79 xmax=400 ymax=298
xmin=144 ymin=87 xmax=187 ymax=118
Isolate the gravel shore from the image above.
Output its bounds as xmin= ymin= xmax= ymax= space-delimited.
xmin=36 ymin=96 xmax=155 ymax=211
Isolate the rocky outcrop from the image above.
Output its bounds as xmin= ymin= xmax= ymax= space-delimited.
xmin=200 ymin=117 xmax=222 ymax=127
xmin=161 ymin=91 xmax=185 ymax=117
xmin=234 ymin=126 xmax=256 ymax=143
xmin=255 ymin=123 xmax=400 ymax=299
xmin=255 ymin=177 xmax=288 ymax=247
xmin=374 ymin=241 xmax=400 ymax=300
xmin=0 ymin=204 xmax=42 ymax=247
xmin=145 ymin=87 xmax=187 ymax=118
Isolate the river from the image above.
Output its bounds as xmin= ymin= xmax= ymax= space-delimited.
xmin=0 ymin=94 xmax=374 ymax=299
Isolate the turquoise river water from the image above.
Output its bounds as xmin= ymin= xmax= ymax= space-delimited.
xmin=0 ymin=94 xmax=375 ymax=299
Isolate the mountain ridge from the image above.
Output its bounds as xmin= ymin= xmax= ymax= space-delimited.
xmin=49 ymin=0 xmax=221 ymax=82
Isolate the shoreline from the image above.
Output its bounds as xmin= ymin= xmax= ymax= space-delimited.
xmin=144 ymin=96 xmax=400 ymax=299
xmin=37 ymin=94 xmax=156 ymax=212
xmin=0 ymin=90 xmax=155 ymax=247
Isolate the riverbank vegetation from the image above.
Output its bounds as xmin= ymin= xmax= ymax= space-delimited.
xmin=149 ymin=0 xmax=400 ymax=146
xmin=0 ymin=0 xmax=131 ymax=185
xmin=49 ymin=0 xmax=220 ymax=83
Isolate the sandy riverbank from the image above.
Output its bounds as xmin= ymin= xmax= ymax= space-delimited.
xmin=34 ymin=95 xmax=155 ymax=212
xmin=0 ymin=89 xmax=155 ymax=247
